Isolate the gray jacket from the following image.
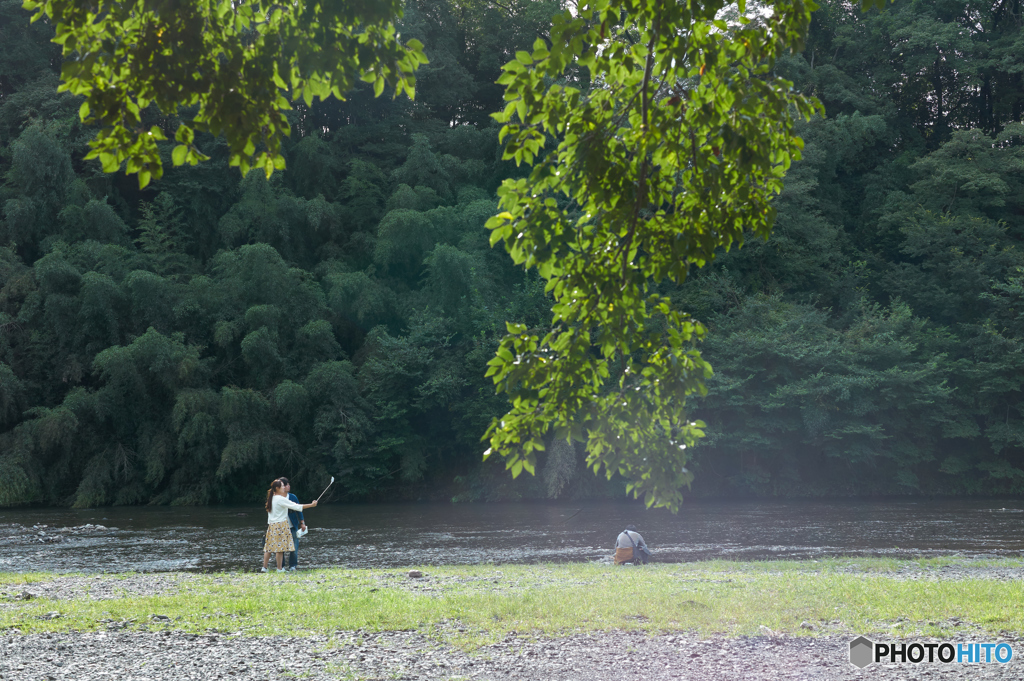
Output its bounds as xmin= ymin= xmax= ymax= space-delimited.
xmin=615 ymin=530 xmax=646 ymax=549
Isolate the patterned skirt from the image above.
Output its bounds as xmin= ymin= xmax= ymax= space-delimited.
xmin=264 ymin=521 xmax=295 ymax=553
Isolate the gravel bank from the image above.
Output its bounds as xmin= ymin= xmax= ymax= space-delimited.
xmin=826 ymin=560 xmax=1024 ymax=582
xmin=3 ymin=566 xmax=1022 ymax=680
xmin=5 ymin=558 xmax=1022 ymax=605
xmin=1 ymin=573 xmax=200 ymax=603
xmin=1 ymin=629 xmax=1021 ymax=680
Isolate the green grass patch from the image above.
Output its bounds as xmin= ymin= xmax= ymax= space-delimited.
xmin=1 ymin=558 xmax=1022 ymax=647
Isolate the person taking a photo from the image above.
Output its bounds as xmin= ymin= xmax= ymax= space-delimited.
xmin=261 ymin=479 xmax=317 ymax=573
xmin=278 ymin=477 xmax=306 ymax=571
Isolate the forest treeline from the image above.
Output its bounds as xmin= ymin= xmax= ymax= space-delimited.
xmin=1 ymin=0 xmax=1023 ymax=507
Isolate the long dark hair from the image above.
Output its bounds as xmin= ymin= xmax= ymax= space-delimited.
xmin=265 ymin=479 xmax=284 ymax=513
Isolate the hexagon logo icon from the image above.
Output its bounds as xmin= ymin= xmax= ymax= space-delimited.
xmin=850 ymin=636 xmax=874 ymax=668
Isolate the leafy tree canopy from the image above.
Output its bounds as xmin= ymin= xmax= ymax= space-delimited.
xmin=22 ymin=0 xmax=428 ymax=185
xmin=483 ymin=0 xmax=820 ymax=510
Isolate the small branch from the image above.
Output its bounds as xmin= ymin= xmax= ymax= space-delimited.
xmin=622 ymin=160 xmax=648 ymax=283
xmin=622 ymin=25 xmax=658 ymax=283
xmin=640 ymin=30 xmax=657 ymax=130
xmin=491 ymin=0 xmax=515 ymax=16
xmin=944 ymin=182 xmax=959 ymax=214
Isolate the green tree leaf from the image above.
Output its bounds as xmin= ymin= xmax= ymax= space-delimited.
xmin=484 ymin=0 xmax=822 ymax=511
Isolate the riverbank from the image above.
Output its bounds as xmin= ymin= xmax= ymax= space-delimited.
xmin=1 ymin=557 xmax=1023 ymax=679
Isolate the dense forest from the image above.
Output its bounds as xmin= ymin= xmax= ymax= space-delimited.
xmin=1 ymin=0 xmax=1023 ymax=507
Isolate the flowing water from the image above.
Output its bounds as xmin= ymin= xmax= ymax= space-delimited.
xmin=1 ymin=498 xmax=1022 ymax=573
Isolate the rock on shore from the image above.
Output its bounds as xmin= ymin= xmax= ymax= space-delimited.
xmin=1 ymin=628 xmax=1020 ymax=680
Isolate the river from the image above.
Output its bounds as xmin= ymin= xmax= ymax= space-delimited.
xmin=1 ymin=498 xmax=1022 ymax=573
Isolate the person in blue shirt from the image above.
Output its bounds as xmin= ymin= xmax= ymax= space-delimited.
xmin=279 ymin=477 xmax=306 ymax=571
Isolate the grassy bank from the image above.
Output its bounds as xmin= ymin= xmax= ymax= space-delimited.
xmin=2 ymin=557 xmax=1022 ymax=646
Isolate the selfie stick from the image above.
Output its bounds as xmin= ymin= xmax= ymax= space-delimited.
xmin=315 ymin=476 xmax=335 ymax=503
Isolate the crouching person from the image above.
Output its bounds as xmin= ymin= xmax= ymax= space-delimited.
xmin=614 ymin=525 xmax=649 ymax=565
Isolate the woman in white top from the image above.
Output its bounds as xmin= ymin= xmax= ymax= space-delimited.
xmin=262 ymin=479 xmax=317 ymax=572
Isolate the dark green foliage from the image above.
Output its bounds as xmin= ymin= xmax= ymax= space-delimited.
xmin=683 ymin=0 xmax=1024 ymax=496
xmin=24 ymin=0 xmax=428 ymax=186
xmin=0 ymin=0 xmax=60 ymax=99
xmin=0 ymin=0 xmax=571 ymax=506
xmin=1 ymin=0 xmax=1024 ymax=507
